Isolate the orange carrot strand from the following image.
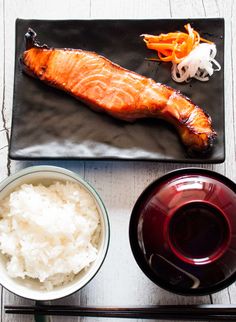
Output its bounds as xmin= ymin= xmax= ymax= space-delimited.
xmin=142 ymin=23 xmax=214 ymax=64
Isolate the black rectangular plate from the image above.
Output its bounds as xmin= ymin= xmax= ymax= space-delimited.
xmin=9 ymin=18 xmax=225 ymax=162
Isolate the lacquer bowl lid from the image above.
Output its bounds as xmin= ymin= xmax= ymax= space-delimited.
xmin=129 ymin=168 xmax=236 ymax=295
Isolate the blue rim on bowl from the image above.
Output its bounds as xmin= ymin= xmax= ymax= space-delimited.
xmin=0 ymin=166 xmax=110 ymax=301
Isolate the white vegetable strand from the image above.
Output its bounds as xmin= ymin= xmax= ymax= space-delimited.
xmin=171 ymin=43 xmax=221 ymax=83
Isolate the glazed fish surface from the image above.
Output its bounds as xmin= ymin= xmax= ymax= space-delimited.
xmin=22 ymin=29 xmax=216 ymax=153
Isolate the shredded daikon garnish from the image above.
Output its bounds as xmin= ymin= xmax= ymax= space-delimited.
xmin=171 ymin=43 xmax=221 ymax=83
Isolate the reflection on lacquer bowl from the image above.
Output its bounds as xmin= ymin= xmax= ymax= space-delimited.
xmin=129 ymin=168 xmax=236 ymax=295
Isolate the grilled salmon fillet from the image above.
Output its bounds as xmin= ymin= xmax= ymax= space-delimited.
xmin=22 ymin=28 xmax=216 ymax=153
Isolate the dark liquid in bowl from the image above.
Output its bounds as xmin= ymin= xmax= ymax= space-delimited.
xmin=169 ymin=202 xmax=229 ymax=259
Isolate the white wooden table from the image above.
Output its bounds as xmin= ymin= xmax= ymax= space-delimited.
xmin=0 ymin=0 xmax=235 ymax=321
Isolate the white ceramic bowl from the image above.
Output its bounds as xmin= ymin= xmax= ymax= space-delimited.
xmin=0 ymin=166 xmax=110 ymax=301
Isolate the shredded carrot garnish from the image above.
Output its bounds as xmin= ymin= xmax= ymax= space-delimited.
xmin=142 ymin=24 xmax=212 ymax=64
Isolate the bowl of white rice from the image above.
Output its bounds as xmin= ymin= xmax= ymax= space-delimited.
xmin=0 ymin=165 xmax=109 ymax=300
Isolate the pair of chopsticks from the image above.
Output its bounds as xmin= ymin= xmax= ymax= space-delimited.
xmin=4 ymin=304 xmax=236 ymax=320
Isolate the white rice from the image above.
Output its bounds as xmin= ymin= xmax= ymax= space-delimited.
xmin=0 ymin=181 xmax=101 ymax=290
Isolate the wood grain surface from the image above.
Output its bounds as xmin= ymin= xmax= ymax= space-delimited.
xmin=0 ymin=0 xmax=235 ymax=321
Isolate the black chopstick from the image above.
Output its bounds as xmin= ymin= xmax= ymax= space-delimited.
xmin=5 ymin=304 xmax=236 ymax=320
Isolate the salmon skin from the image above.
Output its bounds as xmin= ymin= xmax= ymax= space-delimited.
xmin=22 ymin=28 xmax=216 ymax=153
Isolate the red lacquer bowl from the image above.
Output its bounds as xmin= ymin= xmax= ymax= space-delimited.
xmin=129 ymin=168 xmax=236 ymax=295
